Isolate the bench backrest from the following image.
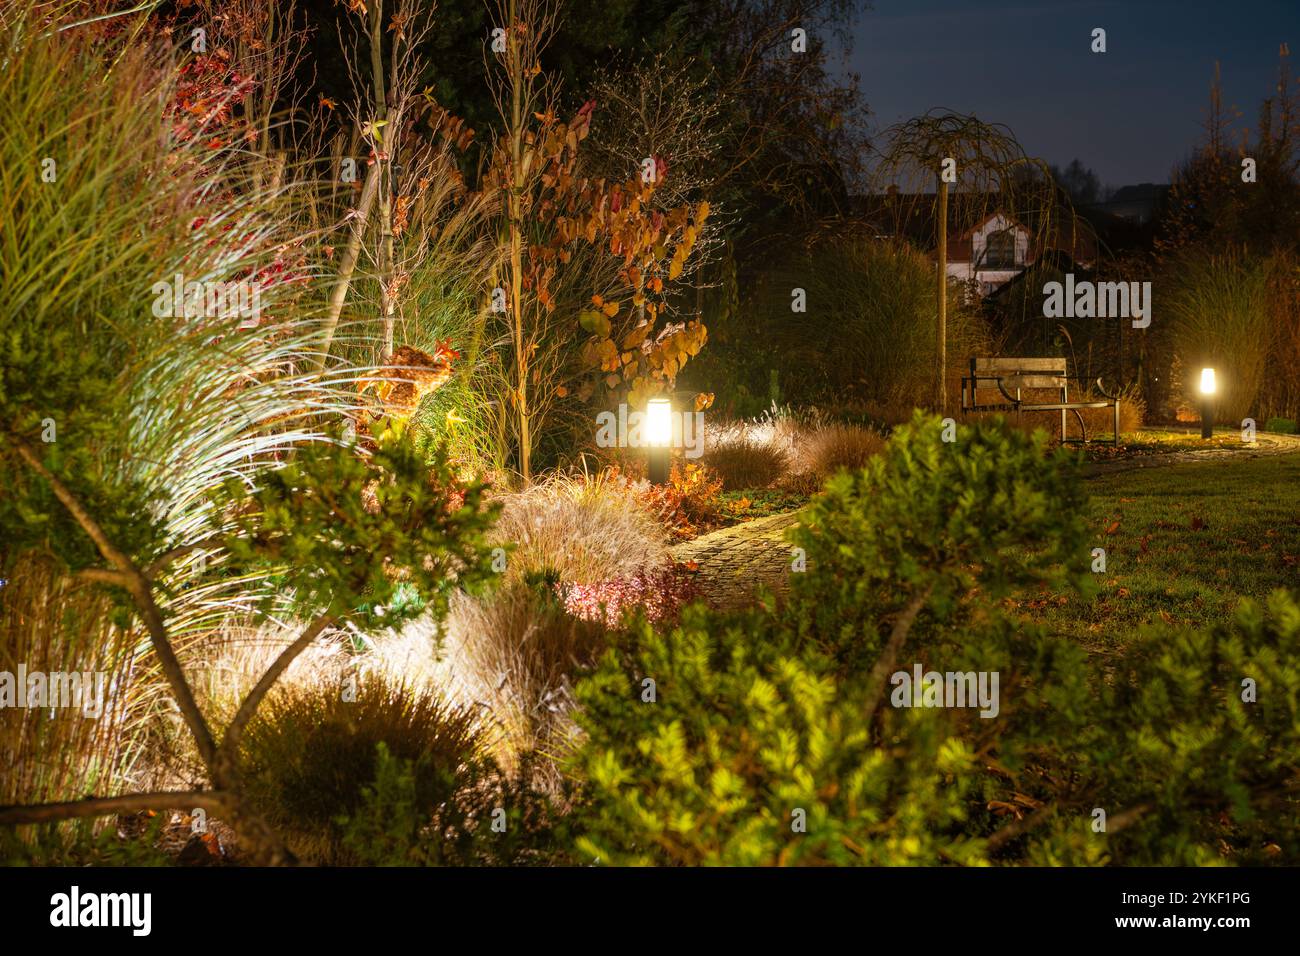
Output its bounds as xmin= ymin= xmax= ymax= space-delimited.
xmin=969 ymin=357 xmax=1068 ymax=390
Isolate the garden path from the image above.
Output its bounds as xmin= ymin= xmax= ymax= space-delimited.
xmin=672 ymin=512 xmax=800 ymax=610
xmin=674 ymin=431 xmax=1300 ymax=609
xmin=1079 ymin=430 xmax=1300 ymax=478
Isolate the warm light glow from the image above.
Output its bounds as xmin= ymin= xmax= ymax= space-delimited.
xmin=646 ymin=398 xmax=672 ymax=447
xmin=1199 ymin=367 xmax=1217 ymax=395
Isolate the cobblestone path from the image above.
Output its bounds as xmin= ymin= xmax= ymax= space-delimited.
xmin=671 ymin=512 xmax=802 ymax=610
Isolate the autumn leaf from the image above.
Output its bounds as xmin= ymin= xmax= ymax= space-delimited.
xmin=579 ymin=310 xmax=610 ymax=339
xmin=622 ymin=324 xmax=651 ymax=349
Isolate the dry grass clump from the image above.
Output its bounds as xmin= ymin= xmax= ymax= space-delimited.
xmin=433 ymin=584 xmax=605 ymax=791
xmin=701 ymin=435 xmax=790 ymax=490
xmin=798 ymin=423 xmax=888 ymax=483
xmin=237 ymin=672 xmax=482 ymax=865
xmin=492 ymin=470 xmax=669 ymax=586
xmin=0 ymin=557 xmax=149 ymax=810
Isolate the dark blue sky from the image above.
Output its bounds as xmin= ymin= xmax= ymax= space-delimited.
xmin=846 ymin=0 xmax=1299 ymax=188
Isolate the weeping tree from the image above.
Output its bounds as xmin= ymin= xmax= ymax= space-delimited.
xmin=874 ymin=110 xmax=1070 ymax=411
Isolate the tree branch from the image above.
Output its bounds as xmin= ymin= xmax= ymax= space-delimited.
xmin=863 ymin=582 xmax=935 ymax=727
xmin=0 ymin=791 xmax=229 ymax=826
xmin=5 ymin=433 xmax=219 ymax=769
xmin=986 ymin=807 xmax=1054 ymax=853
xmin=145 ymin=543 xmax=204 ymax=578
xmin=986 ymin=801 xmax=1154 ymax=855
xmin=75 ymin=567 xmax=132 ymax=587
xmin=223 ymin=612 xmax=335 ymax=757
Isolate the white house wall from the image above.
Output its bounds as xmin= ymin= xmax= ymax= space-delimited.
xmin=946 ymin=213 xmax=1031 ymax=295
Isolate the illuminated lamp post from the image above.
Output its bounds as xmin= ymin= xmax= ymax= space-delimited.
xmin=646 ymin=397 xmax=672 ymax=484
xmin=1199 ymin=367 xmax=1216 ymax=440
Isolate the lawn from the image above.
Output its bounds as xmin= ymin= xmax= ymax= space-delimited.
xmin=1020 ymin=453 xmax=1300 ymax=650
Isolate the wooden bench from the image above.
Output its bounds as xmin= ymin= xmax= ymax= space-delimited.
xmin=960 ymin=356 xmax=1120 ymax=445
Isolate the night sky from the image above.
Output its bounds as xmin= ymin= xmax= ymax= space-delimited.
xmin=848 ymin=0 xmax=1300 ymax=189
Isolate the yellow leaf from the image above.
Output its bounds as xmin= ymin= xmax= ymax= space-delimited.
xmin=622 ymin=324 xmax=651 ymax=349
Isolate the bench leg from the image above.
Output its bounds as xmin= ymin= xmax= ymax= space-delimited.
xmin=1071 ymin=408 xmax=1088 ymax=443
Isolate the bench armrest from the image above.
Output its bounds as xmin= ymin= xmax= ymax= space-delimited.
xmin=1093 ymin=377 xmax=1120 ymax=402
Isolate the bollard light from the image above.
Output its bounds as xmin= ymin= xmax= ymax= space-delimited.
xmin=1199 ymin=367 xmax=1216 ymax=439
xmin=646 ymin=397 xmax=672 ymax=484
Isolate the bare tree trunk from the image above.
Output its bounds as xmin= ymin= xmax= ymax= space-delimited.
xmin=507 ymin=0 xmax=531 ymax=479
xmin=318 ymin=163 xmax=381 ymax=365
xmin=936 ymin=177 xmax=948 ymax=413
xmin=369 ymin=0 xmax=398 ymax=362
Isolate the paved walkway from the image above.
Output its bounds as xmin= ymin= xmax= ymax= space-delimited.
xmin=674 ymin=433 xmax=1300 ymax=609
xmin=1080 ymin=430 xmax=1300 ymax=478
xmin=672 ymin=512 xmax=801 ymax=610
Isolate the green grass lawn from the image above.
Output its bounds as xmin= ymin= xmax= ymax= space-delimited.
xmin=1020 ymin=453 xmax=1300 ymax=650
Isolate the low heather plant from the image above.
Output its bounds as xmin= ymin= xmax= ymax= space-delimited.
xmin=558 ymin=563 xmax=702 ymax=627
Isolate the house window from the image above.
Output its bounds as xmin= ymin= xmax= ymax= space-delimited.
xmin=984 ymin=229 xmax=1017 ymax=269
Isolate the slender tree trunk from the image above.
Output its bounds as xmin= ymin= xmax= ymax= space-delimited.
xmin=936 ymin=177 xmax=948 ymax=413
xmin=507 ymin=0 xmax=531 ymax=479
xmin=318 ymin=163 xmax=381 ymax=365
xmin=369 ymin=1 xmax=398 ymax=362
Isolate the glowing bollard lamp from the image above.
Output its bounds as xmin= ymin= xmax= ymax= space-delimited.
xmin=646 ymin=397 xmax=672 ymax=484
xmin=1199 ymin=367 xmax=1216 ymax=440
